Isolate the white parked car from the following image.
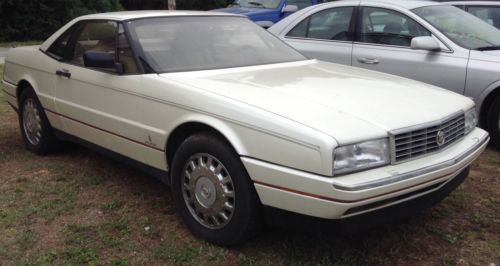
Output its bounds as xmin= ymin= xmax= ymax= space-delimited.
xmin=2 ymin=11 xmax=489 ymax=245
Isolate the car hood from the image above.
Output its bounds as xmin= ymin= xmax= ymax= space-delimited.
xmin=213 ymin=7 xmax=275 ymax=17
xmin=159 ymin=60 xmax=473 ymax=144
xmin=470 ymin=49 xmax=500 ymax=62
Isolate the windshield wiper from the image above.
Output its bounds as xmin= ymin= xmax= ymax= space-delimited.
xmin=476 ymin=46 xmax=500 ymax=51
xmin=247 ymin=1 xmax=264 ymax=7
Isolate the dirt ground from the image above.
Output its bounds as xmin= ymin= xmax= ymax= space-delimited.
xmin=0 ymin=64 xmax=499 ymax=265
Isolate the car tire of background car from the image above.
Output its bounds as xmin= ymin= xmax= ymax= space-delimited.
xmin=487 ymin=96 xmax=500 ymax=150
xmin=170 ymin=132 xmax=262 ymax=246
xmin=18 ymin=87 xmax=60 ymax=155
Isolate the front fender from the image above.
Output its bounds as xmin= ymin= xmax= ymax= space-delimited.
xmin=167 ymin=113 xmax=248 ymax=156
xmin=5 ymin=47 xmax=59 ymax=111
xmin=165 ymin=112 xmax=336 ymax=176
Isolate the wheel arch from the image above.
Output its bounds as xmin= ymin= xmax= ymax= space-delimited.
xmin=16 ymin=77 xmax=38 ymax=104
xmin=16 ymin=79 xmax=33 ymax=104
xmin=478 ymin=83 xmax=500 ymax=130
xmin=165 ymin=118 xmax=247 ymax=170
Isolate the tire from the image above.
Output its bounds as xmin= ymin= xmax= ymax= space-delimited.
xmin=487 ymin=96 xmax=500 ymax=150
xmin=170 ymin=132 xmax=262 ymax=246
xmin=18 ymin=86 xmax=60 ymax=154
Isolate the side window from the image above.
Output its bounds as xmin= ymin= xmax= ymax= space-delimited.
xmin=64 ymin=21 xmax=138 ymax=74
xmin=360 ymin=7 xmax=431 ymax=47
xmin=286 ymin=0 xmax=313 ymax=10
xmin=468 ymin=7 xmax=500 ymax=28
xmin=47 ymin=27 xmax=75 ymax=59
xmin=68 ymin=21 xmax=118 ymax=66
xmin=287 ymin=7 xmax=354 ymax=41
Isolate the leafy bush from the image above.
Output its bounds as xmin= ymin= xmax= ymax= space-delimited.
xmin=0 ymin=0 xmax=234 ymax=42
xmin=0 ymin=0 xmax=122 ymax=42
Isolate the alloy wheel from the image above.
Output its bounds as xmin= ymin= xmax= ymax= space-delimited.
xmin=182 ymin=153 xmax=236 ymax=229
xmin=22 ymin=98 xmax=43 ymax=145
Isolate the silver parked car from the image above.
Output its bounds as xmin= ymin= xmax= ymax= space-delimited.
xmin=445 ymin=1 xmax=500 ymax=29
xmin=269 ymin=0 xmax=500 ymax=149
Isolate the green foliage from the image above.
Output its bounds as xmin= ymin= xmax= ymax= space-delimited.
xmin=0 ymin=0 xmax=123 ymax=42
xmin=120 ymin=0 xmax=234 ymax=10
xmin=0 ymin=0 xmax=235 ymax=42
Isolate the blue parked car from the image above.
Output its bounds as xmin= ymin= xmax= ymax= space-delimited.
xmin=214 ymin=0 xmax=324 ymax=28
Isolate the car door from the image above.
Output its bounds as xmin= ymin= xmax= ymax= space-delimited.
xmin=53 ymin=20 xmax=155 ymax=165
xmin=351 ymin=6 xmax=469 ymax=94
xmin=283 ymin=6 xmax=355 ymax=65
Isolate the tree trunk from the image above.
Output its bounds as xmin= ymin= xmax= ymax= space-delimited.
xmin=168 ymin=0 xmax=176 ymax=10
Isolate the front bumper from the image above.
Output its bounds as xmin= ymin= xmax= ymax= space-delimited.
xmin=243 ymin=128 xmax=489 ymax=219
xmin=264 ymin=167 xmax=471 ymax=234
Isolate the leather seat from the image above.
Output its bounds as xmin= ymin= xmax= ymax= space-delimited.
xmin=383 ymin=22 xmax=403 ymax=35
xmin=382 ymin=22 xmax=410 ymax=46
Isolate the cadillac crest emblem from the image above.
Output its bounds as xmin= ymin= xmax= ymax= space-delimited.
xmin=436 ymin=130 xmax=446 ymax=147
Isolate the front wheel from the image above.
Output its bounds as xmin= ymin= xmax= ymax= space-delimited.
xmin=18 ymin=87 xmax=60 ymax=154
xmin=170 ymin=132 xmax=262 ymax=246
xmin=487 ymin=96 xmax=500 ymax=150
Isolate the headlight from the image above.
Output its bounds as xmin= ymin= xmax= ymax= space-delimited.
xmin=333 ymin=138 xmax=390 ymax=176
xmin=464 ymin=107 xmax=477 ymax=135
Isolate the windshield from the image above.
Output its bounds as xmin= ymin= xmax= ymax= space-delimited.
xmin=231 ymin=0 xmax=281 ymax=9
xmin=413 ymin=5 xmax=500 ymax=50
xmin=127 ymin=16 xmax=306 ymax=73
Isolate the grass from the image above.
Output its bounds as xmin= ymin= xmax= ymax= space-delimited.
xmin=0 ymin=74 xmax=499 ymax=264
xmin=152 ymin=241 xmax=196 ymax=263
xmin=0 ymin=41 xmax=42 ymax=48
xmin=1 ymin=64 xmax=5 ymax=113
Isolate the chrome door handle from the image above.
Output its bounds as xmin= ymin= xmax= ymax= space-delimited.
xmin=56 ymin=69 xmax=71 ymax=78
xmin=357 ymin=58 xmax=380 ymax=64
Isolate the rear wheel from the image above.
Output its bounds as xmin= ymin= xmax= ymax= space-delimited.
xmin=487 ymin=96 xmax=500 ymax=150
xmin=18 ymin=87 xmax=60 ymax=154
xmin=171 ymin=132 xmax=262 ymax=246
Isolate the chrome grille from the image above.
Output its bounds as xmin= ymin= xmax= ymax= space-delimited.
xmin=393 ymin=113 xmax=465 ymax=163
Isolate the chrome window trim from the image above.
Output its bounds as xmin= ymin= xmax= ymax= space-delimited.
xmin=352 ymin=39 xmax=453 ymax=53
xmin=285 ymin=36 xmax=354 ymax=44
xmin=332 ymin=134 xmax=489 ymax=191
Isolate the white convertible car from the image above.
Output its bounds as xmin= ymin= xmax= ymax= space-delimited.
xmin=2 ymin=11 xmax=489 ymax=245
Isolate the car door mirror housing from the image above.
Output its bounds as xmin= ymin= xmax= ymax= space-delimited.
xmin=83 ymin=51 xmax=124 ymax=74
xmin=282 ymin=5 xmax=299 ymax=13
xmin=411 ymin=36 xmax=441 ymax=51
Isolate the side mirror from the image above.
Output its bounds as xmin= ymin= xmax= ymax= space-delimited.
xmin=282 ymin=4 xmax=299 ymax=13
xmin=411 ymin=36 xmax=441 ymax=51
xmin=83 ymin=51 xmax=124 ymax=74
